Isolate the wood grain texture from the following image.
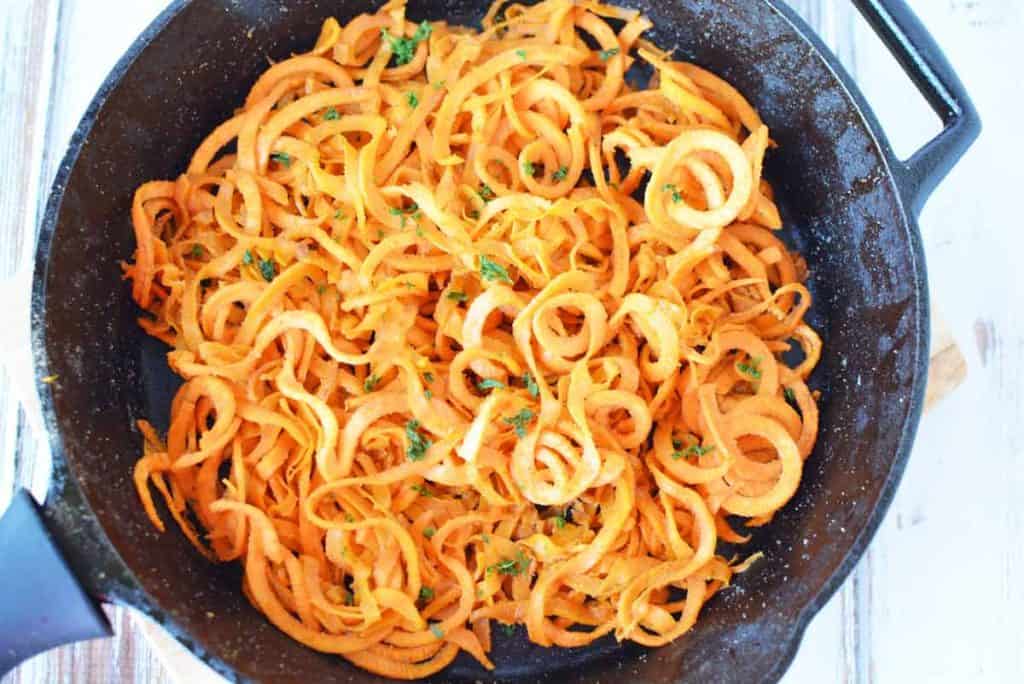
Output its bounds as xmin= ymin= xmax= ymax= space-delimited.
xmin=1 ymin=0 xmax=1018 ymax=682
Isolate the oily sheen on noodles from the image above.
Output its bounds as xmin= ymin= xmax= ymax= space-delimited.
xmin=127 ymin=0 xmax=821 ymax=678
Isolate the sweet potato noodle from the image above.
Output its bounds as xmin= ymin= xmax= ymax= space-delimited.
xmin=127 ymin=0 xmax=822 ymax=678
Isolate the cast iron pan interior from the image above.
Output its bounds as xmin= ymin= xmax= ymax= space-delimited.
xmin=34 ymin=0 xmax=927 ymax=681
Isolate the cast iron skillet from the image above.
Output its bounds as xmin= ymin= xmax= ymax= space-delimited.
xmin=0 ymin=0 xmax=979 ymax=681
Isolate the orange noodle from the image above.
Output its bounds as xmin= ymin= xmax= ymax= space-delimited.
xmin=127 ymin=0 xmax=821 ymax=677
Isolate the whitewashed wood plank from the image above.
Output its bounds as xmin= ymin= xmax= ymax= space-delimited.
xmin=849 ymin=1 xmax=1024 ymax=683
xmin=4 ymin=1 xmax=1011 ymax=684
xmin=0 ymin=0 xmax=59 ymax=513
xmin=1 ymin=1 xmax=174 ymax=683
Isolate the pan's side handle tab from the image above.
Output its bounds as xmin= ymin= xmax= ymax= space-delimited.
xmin=0 ymin=489 xmax=112 ymax=676
xmin=852 ymin=0 xmax=981 ymax=215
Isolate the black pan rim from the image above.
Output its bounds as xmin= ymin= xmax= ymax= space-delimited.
xmin=29 ymin=1 xmax=929 ymax=682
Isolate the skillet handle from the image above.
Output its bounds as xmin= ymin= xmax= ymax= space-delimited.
xmin=0 ymin=489 xmax=112 ymax=676
xmin=851 ymin=0 xmax=981 ymax=215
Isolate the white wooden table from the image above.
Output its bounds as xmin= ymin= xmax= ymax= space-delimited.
xmin=1 ymin=1 xmax=1022 ymax=682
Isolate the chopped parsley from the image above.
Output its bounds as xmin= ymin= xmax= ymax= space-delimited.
xmin=598 ymin=47 xmax=620 ymax=60
xmin=258 ymin=257 xmax=276 ymax=282
xmin=190 ymin=244 xmax=204 ymax=258
xmin=363 ymin=374 xmax=381 ymax=392
xmin=479 ymin=255 xmax=511 ymax=283
xmin=467 ymin=209 xmax=481 ymax=219
xmin=784 ymin=387 xmax=796 ymax=403
xmin=242 ymin=249 xmax=254 ymax=265
xmin=515 ymin=49 xmax=527 ymax=59
xmin=477 ymin=183 xmax=495 ymax=202
xmin=487 ymin=549 xmax=531 ymax=576
xmin=523 ymin=372 xmax=539 ymax=398
xmin=737 ymin=356 xmax=763 ymax=380
xmin=522 ymin=160 xmax=536 ymax=177
xmin=423 ymin=526 xmax=437 ymax=539
xmin=270 ymin=152 xmax=292 ymax=168
xmin=662 ymin=183 xmax=683 ymax=203
xmin=446 ymin=290 xmax=468 ymax=303
xmin=411 ymin=483 xmax=433 ymax=497
xmin=502 ymin=408 xmax=534 ymax=438
xmin=334 ymin=209 xmax=345 ymax=220
xmin=554 ymin=515 xmax=567 ymax=529
xmin=317 ymin=283 xmax=327 ymax=295
xmin=324 ymin=106 xmax=340 ymax=121
xmin=424 ymin=389 xmax=433 ymax=399
xmin=418 ymin=587 xmax=435 ymax=602
xmin=423 ymin=371 xmax=435 ymax=383
xmin=552 ymin=166 xmax=568 ymax=181
xmin=477 ymin=378 xmax=506 ymax=392
xmin=429 ymin=623 xmax=444 ymax=639
xmin=381 ymin=21 xmax=432 ymax=66
xmin=501 ymin=623 xmax=516 ymax=636
xmin=672 ymin=444 xmax=715 ymax=460
xmin=405 ymin=90 xmax=419 ymax=108
xmin=405 ymin=419 xmax=432 ymax=461
xmin=671 ymin=435 xmax=684 ymax=450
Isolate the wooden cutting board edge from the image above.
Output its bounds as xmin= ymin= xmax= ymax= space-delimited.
xmin=134 ymin=311 xmax=968 ymax=683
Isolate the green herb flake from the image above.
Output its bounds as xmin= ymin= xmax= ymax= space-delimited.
xmin=424 ymin=389 xmax=433 ymax=399
xmin=364 ymin=374 xmax=381 ymax=393
xmin=479 ymin=255 xmax=511 ymax=283
xmin=190 ymin=244 xmax=204 ymax=258
xmin=737 ymin=356 xmax=763 ymax=380
xmin=271 ymin=152 xmax=292 ymax=168
xmin=419 ymin=587 xmax=435 ymax=602
xmin=406 ymin=90 xmax=419 ymax=108
xmin=429 ymin=623 xmax=444 ymax=639
xmin=324 ymin=106 xmax=341 ymax=121
xmin=424 ymin=371 xmax=435 ymax=383
xmin=317 ymin=284 xmax=328 ymax=295
xmin=411 ymin=483 xmax=433 ymax=497
xmin=671 ymin=436 xmax=684 ymax=450
xmin=405 ymin=419 xmax=432 ymax=461
xmin=381 ymin=21 xmax=432 ymax=66
xmin=552 ymin=166 xmax=569 ymax=181
xmin=598 ymin=47 xmax=620 ymax=60
xmin=662 ymin=183 xmax=683 ymax=203
xmin=501 ymin=623 xmax=516 ymax=636
xmin=467 ymin=209 xmax=481 ymax=219
xmin=522 ymin=160 xmax=536 ymax=177
xmin=423 ymin=526 xmax=437 ymax=539
xmin=515 ymin=49 xmax=527 ymax=60
xmin=477 ymin=378 xmax=506 ymax=393
xmin=478 ymin=184 xmax=496 ymax=202
xmin=554 ymin=515 xmax=566 ymax=529
xmin=242 ymin=249 xmax=254 ymax=265
xmin=502 ymin=408 xmax=535 ymax=438
xmin=258 ymin=258 xmax=276 ymax=282
xmin=523 ymin=372 xmax=539 ymax=398
xmin=672 ymin=444 xmax=715 ymax=460
xmin=481 ymin=533 xmax=490 ymax=544
xmin=446 ymin=290 xmax=468 ymax=303
xmin=784 ymin=387 xmax=796 ymax=403
xmin=334 ymin=209 xmax=345 ymax=220
xmin=487 ymin=549 xmax=531 ymax=576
